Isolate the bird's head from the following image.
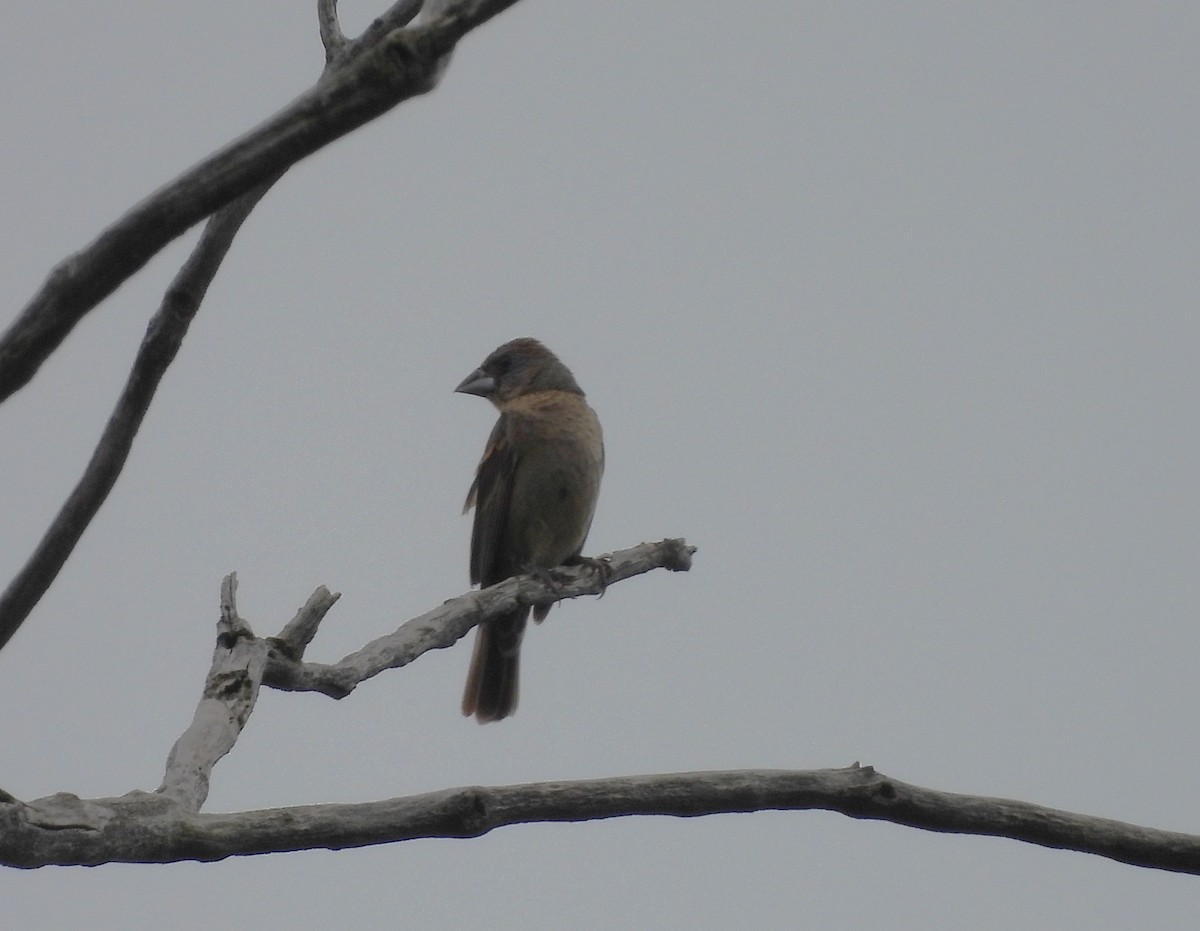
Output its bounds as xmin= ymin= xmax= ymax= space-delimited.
xmin=455 ymin=338 xmax=583 ymax=405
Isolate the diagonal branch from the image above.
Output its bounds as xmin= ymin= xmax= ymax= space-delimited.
xmin=0 ymin=0 xmax=524 ymax=404
xmin=148 ymin=540 xmax=691 ymax=815
xmin=0 ymin=181 xmax=276 ymax=653
xmin=5 ymin=765 xmax=1199 ymax=873
xmin=0 ymin=0 xmax=518 ymax=653
xmin=265 ymin=538 xmax=696 ymax=696
xmin=345 ymin=0 xmax=427 ymax=60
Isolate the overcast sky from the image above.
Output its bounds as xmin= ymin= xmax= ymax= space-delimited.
xmin=3 ymin=2 xmax=1199 ymax=928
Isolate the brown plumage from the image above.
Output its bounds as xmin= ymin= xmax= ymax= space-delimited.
xmin=455 ymin=338 xmax=604 ymax=722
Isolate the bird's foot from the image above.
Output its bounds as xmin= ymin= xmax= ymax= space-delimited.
xmin=524 ymin=564 xmax=564 ymax=594
xmin=564 ymin=554 xmax=612 ymax=598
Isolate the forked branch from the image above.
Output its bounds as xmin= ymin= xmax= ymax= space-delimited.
xmin=0 ymin=0 xmax=522 ymax=655
xmin=159 ymin=539 xmax=692 ymax=810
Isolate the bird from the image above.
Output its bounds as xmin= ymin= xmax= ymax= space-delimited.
xmin=455 ymin=338 xmax=604 ymax=722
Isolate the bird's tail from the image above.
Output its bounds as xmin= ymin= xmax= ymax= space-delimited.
xmin=462 ymin=609 xmax=528 ymax=722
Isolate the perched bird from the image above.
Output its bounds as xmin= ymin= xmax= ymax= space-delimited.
xmin=455 ymin=338 xmax=604 ymax=722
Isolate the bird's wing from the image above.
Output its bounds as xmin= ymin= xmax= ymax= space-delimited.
xmin=467 ymin=413 xmax=519 ymax=587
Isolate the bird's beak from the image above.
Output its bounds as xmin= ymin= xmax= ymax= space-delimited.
xmin=455 ymin=368 xmax=496 ymax=397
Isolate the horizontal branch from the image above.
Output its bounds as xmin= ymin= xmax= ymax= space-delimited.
xmin=0 ymin=0 xmax=522 ymax=403
xmin=4 ymin=765 xmax=1198 ymax=873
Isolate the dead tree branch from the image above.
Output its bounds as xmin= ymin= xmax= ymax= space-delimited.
xmin=0 ymin=0 xmax=522 ymax=653
xmin=163 ymin=541 xmax=689 ymax=810
xmin=0 ymin=538 xmax=695 ymax=867
xmin=0 ymin=0 xmax=523 ymax=403
xmin=5 ymin=765 xmax=1197 ymax=873
xmin=264 ymin=537 xmax=695 ymax=697
xmin=156 ymin=575 xmax=271 ymax=812
xmin=4 ymin=537 xmax=1193 ymax=877
xmin=0 ymin=181 xmax=274 ymax=653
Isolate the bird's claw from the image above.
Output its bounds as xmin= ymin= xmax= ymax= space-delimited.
xmin=572 ymin=555 xmax=612 ymax=599
xmin=524 ymin=564 xmax=564 ymax=594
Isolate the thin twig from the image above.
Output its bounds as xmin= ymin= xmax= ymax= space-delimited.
xmin=317 ymin=0 xmax=347 ymax=62
xmin=346 ymin=0 xmax=425 ymax=60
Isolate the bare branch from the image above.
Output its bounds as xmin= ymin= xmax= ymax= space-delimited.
xmin=271 ymin=584 xmax=343 ymax=659
xmin=0 ymin=181 xmax=277 ymax=653
xmin=0 ymin=0 xmax=522 ymax=651
xmin=317 ymin=0 xmax=347 ymax=62
xmin=348 ymin=0 xmax=426 ymax=60
xmin=0 ymin=0 xmax=524 ymax=404
xmin=134 ymin=541 xmax=690 ymax=819
xmin=263 ymin=539 xmax=695 ymax=697
xmin=156 ymin=574 xmax=268 ymax=811
xmin=5 ymin=765 xmax=1198 ymax=873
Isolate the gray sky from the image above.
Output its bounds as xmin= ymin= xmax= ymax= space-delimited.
xmin=3 ymin=2 xmax=1199 ymax=927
